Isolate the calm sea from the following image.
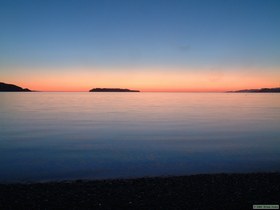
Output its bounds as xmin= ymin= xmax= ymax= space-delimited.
xmin=0 ymin=92 xmax=279 ymax=182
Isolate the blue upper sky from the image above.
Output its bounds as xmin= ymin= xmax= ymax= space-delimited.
xmin=0 ymin=0 xmax=280 ymax=91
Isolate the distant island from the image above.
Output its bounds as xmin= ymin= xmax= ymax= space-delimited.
xmin=228 ymin=87 xmax=280 ymax=93
xmin=90 ymin=88 xmax=140 ymax=92
xmin=0 ymin=82 xmax=31 ymax=92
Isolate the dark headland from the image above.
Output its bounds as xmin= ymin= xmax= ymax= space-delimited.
xmin=0 ymin=82 xmax=31 ymax=92
xmin=0 ymin=173 xmax=279 ymax=210
xmin=228 ymin=87 xmax=280 ymax=93
xmin=90 ymin=88 xmax=140 ymax=92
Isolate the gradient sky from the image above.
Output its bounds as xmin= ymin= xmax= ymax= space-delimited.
xmin=1 ymin=0 xmax=280 ymax=91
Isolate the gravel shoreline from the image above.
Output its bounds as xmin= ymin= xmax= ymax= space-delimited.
xmin=0 ymin=173 xmax=279 ymax=210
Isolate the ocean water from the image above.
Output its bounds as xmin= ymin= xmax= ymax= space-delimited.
xmin=0 ymin=92 xmax=279 ymax=182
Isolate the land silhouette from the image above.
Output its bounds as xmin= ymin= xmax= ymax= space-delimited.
xmin=90 ymin=88 xmax=140 ymax=92
xmin=2 ymin=82 xmax=280 ymax=93
xmin=0 ymin=82 xmax=31 ymax=92
xmin=228 ymin=87 xmax=280 ymax=93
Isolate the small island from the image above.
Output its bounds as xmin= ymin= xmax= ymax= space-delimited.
xmin=228 ymin=87 xmax=280 ymax=93
xmin=0 ymin=82 xmax=31 ymax=92
xmin=90 ymin=88 xmax=140 ymax=92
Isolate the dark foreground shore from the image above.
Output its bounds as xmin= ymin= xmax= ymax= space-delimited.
xmin=0 ymin=173 xmax=279 ymax=210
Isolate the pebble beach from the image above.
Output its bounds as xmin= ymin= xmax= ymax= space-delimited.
xmin=0 ymin=172 xmax=279 ymax=209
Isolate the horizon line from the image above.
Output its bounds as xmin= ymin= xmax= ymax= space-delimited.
xmin=24 ymin=90 xmax=227 ymax=93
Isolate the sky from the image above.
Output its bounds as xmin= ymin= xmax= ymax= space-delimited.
xmin=0 ymin=0 xmax=280 ymax=91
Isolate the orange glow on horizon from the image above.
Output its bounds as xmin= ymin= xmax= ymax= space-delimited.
xmin=2 ymin=66 xmax=279 ymax=92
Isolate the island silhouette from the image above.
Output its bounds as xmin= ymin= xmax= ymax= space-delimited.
xmin=0 ymin=82 xmax=31 ymax=92
xmin=2 ymin=82 xmax=279 ymax=93
xmin=90 ymin=88 xmax=140 ymax=92
xmin=228 ymin=87 xmax=280 ymax=93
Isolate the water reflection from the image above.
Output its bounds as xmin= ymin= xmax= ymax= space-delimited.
xmin=0 ymin=93 xmax=280 ymax=182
